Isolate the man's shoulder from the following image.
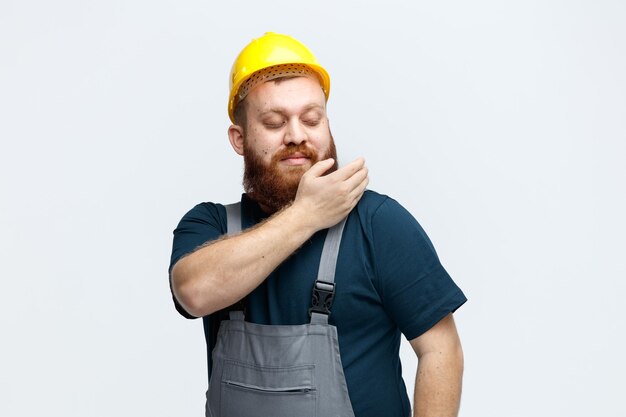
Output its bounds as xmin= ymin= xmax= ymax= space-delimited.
xmin=356 ymin=189 xmax=388 ymax=210
xmin=176 ymin=201 xmax=227 ymax=226
xmin=355 ymin=189 xmax=408 ymax=219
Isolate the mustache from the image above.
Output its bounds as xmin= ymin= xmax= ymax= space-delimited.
xmin=271 ymin=144 xmax=317 ymax=163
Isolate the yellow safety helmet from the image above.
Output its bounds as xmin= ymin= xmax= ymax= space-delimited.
xmin=228 ymin=32 xmax=331 ymax=123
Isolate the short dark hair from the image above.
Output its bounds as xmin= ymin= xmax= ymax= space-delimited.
xmin=233 ymin=98 xmax=248 ymax=132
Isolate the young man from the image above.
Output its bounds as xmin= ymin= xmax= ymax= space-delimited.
xmin=169 ymin=32 xmax=466 ymax=417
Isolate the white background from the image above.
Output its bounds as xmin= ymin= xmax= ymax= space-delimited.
xmin=1 ymin=1 xmax=625 ymax=416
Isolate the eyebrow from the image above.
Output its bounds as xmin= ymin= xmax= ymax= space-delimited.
xmin=258 ymin=103 xmax=325 ymax=117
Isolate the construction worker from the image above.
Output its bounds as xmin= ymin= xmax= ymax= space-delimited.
xmin=169 ymin=32 xmax=467 ymax=417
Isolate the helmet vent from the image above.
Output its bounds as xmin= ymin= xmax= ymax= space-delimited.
xmin=237 ymin=63 xmax=317 ymax=102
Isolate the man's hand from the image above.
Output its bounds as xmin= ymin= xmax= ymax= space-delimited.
xmin=292 ymin=157 xmax=369 ymax=232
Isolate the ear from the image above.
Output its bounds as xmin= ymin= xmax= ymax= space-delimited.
xmin=228 ymin=124 xmax=245 ymax=156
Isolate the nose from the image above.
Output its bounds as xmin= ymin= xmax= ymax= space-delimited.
xmin=284 ymin=119 xmax=307 ymax=145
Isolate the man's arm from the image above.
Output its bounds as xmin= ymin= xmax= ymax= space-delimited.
xmin=171 ymin=157 xmax=368 ymax=317
xmin=410 ymin=313 xmax=464 ymax=417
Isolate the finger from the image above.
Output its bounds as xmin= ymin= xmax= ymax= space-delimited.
xmin=327 ymin=157 xmax=365 ymax=181
xmin=305 ymin=158 xmax=336 ymax=178
xmin=348 ymin=174 xmax=369 ymax=203
xmin=343 ymin=166 xmax=368 ymax=191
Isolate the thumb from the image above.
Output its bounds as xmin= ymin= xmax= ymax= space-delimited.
xmin=305 ymin=158 xmax=335 ymax=178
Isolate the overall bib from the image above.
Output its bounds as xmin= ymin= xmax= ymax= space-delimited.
xmin=206 ymin=203 xmax=355 ymax=417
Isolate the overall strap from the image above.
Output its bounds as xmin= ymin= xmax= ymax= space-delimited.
xmin=225 ymin=202 xmax=242 ymax=235
xmin=310 ymin=217 xmax=348 ymax=325
xmin=224 ymin=202 xmax=245 ymax=320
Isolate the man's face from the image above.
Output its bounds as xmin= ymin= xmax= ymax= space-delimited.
xmin=239 ymin=76 xmax=337 ymax=212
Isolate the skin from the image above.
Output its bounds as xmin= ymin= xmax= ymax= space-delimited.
xmin=170 ymin=76 xmax=463 ymax=416
xmin=410 ymin=314 xmax=464 ymax=417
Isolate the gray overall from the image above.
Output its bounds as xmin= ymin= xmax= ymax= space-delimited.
xmin=205 ymin=203 xmax=356 ymax=417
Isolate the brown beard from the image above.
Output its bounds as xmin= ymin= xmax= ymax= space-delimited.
xmin=243 ymin=135 xmax=338 ymax=213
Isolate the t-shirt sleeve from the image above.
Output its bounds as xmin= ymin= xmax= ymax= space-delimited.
xmin=168 ymin=203 xmax=226 ymax=319
xmin=371 ymin=198 xmax=467 ymax=340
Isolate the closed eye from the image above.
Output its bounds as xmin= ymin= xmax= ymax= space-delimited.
xmin=303 ymin=119 xmax=321 ymax=126
xmin=264 ymin=121 xmax=285 ymax=129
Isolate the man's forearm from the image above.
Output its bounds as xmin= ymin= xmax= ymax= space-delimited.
xmin=171 ymin=203 xmax=317 ymax=317
xmin=413 ymin=348 xmax=464 ymax=417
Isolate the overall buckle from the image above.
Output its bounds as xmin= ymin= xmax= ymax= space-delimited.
xmin=308 ymin=280 xmax=335 ymax=317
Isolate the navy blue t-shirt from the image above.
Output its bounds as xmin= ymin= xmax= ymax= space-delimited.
xmin=169 ymin=190 xmax=466 ymax=417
